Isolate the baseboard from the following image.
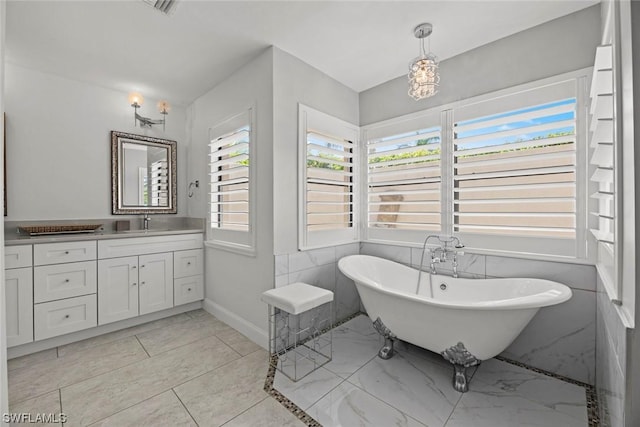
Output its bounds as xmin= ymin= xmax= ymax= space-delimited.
xmin=8 ymin=301 xmax=202 ymax=359
xmin=203 ymin=298 xmax=268 ymax=349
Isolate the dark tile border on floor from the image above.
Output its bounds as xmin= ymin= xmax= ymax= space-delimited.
xmin=264 ymin=354 xmax=322 ymax=427
xmin=495 ymin=355 xmax=600 ymax=427
xmin=263 ymin=312 xmax=362 ymax=427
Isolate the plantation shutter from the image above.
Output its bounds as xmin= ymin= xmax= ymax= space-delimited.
xmin=588 ymin=45 xmax=618 ymax=301
xmin=150 ymin=160 xmax=168 ymax=206
xmin=452 ymin=80 xmax=580 ymax=256
xmin=364 ymin=111 xmax=443 ymax=244
xmin=299 ymin=105 xmax=359 ymax=249
xmin=305 ymin=131 xmax=354 ymax=232
xmin=209 ymin=119 xmax=251 ymax=235
xmin=368 ymin=128 xmax=441 ymax=230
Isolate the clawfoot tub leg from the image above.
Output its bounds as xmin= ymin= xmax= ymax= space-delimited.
xmin=372 ymin=317 xmax=396 ymax=360
xmin=441 ymin=342 xmax=480 ymax=393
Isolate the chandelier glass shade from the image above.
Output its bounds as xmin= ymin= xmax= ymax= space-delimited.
xmin=408 ymin=23 xmax=440 ymax=100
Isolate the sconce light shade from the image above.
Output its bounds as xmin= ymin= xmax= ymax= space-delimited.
xmin=408 ymin=23 xmax=440 ymax=101
xmin=128 ymin=92 xmax=168 ymax=130
xmin=128 ymin=92 xmax=144 ymax=107
xmin=157 ymin=100 xmax=171 ymax=115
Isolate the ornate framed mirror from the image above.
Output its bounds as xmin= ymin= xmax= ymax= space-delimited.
xmin=111 ymin=131 xmax=177 ymax=214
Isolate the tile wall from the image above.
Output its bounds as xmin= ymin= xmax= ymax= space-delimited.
xmin=275 ymin=243 xmax=361 ymax=322
xmin=358 ymin=242 xmax=597 ymax=385
xmin=275 ymin=242 xmax=596 ymax=385
xmin=595 ymin=273 xmax=627 ymax=426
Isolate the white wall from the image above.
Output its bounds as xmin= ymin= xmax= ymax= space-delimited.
xmin=272 ymin=47 xmax=359 ymax=255
xmin=188 ymin=48 xmax=274 ymax=344
xmin=359 ymin=5 xmax=601 ymax=125
xmin=4 ymin=64 xmax=188 ymax=221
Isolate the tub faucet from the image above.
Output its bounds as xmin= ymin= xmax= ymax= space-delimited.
xmin=451 ymin=250 xmax=465 ymax=278
xmin=429 ymin=249 xmax=440 ymax=274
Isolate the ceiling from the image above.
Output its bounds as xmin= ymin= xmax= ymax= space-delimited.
xmin=6 ymin=0 xmax=599 ymax=106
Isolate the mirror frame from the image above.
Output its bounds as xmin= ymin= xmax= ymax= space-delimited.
xmin=111 ymin=131 xmax=177 ymax=214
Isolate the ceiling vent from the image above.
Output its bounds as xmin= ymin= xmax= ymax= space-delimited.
xmin=142 ymin=0 xmax=178 ymax=15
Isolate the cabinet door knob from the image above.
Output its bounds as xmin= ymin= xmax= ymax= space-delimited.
xmin=141 ymin=265 xmax=145 ymax=268
xmin=132 ymin=282 xmax=137 ymax=286
xmin=187 ymin=262 xmax=191 ymax=265
xmin=188 ymin=288 xmax=192 ymax=291
xmin=65 ymin=314 xmax=70 ymax=319
xmin=64 ymin=251 xmax=70 ymax=255
xmin=65 ymin=279 xmax=70 ymax=283
xmin=132 ymin=266 xmax=137 ymax=269
xmin=141 ymin=281 xmax=145 ymax=285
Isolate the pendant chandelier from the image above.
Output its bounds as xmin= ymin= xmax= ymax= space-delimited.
xmin=408 ymin=23 xmax=440 ymax=100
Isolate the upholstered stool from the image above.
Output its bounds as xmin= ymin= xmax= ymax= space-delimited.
xmin=261 ymin=282 xmax=333 ymax=381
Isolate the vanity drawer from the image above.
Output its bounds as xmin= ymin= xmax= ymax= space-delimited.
xmin=98 ymin=234 xmax=203 ymax=259
xmin=34 ymin=294 xmax=97 ymax=340
xmin=174 ymin=249 xmax=203 ymax=278
xmin=5 ymin=245 xmax=33 ymax=269
xmin=34 ymin=261 xmax=97 ymax=303
xmin=34 ymin=241 xmax=97 ymax=266
xmin=174 ymin=275 xmax=204 ymax=305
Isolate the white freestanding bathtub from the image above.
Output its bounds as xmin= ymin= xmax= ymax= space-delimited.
xmin=337 ymin=254 xmax=572 ymax=391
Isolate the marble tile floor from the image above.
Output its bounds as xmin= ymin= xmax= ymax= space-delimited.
xmin=273 ymin=314 xmax=595 ymax=427
xmin=7 ymin=310 xmax=594 ymax=427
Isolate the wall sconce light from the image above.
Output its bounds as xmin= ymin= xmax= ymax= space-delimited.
xmin=128 ymin=92 xmax=170 ymax=131
xmin=408 ymin=23 xmax=440 ymax=100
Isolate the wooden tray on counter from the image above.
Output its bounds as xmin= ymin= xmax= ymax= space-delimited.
xmin=18 ymin=224 xmax=103 ymax=236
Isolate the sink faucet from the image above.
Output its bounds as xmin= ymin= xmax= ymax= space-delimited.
xmin=142 ymin=214 xmax=151 ymax=230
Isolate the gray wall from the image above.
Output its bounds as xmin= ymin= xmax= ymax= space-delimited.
xmin=359 ymin=5 xmax=601 ymax=126
xmin=4 ymin=64 xmax=188 ymax=220
xmin=272 ymin=47 xmax=359 ymax=255
xmin=188 ymin=48 xmax=275 ymax=344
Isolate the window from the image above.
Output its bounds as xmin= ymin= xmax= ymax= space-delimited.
xmin=299 ymin=105 xmax=358 ymax=249
xmin=208 ymin=108 xmax=255 ymax=253
xmin=363 ymin=72 xmax=587 ymax=257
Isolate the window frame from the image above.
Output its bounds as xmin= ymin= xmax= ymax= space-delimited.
xmin=206 ymin=106 xmax=257 ymax=256
xmin=361 ymin=69 xmax=591 ymax=260
xmin=298 ymin=104 xmax=359 ymax=250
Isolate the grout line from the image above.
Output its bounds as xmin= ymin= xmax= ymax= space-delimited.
xmin=219 ymin=396 xmax=269 ymax=426
xmin=134 ymin=335 xmax=151 ymax=358
xmin=84 ymin=389 xmax=179 ymax=426
xmin=171 ymin=389 xmax=200 ymax=427
xmin=58 ymin=389 xmax=64 ymax=427
xmin=58 ymin=313 xmax=192 ymax=356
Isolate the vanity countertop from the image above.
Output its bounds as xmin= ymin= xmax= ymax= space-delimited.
xmin=4 ymin=217 xmax=206 ymax=246
xmin=4 ymin=227 xmax=205 ymax=246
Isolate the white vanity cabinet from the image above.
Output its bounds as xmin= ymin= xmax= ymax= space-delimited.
xmin=174 ymin=249 xmax=204 ymax=305
xmin=32 ymin=241 xmax=98 ymax=340
xmin=97 ymin=233 xmax=202 ymax=325
xmin=97 ymin=256 xmax=139 ymax=324
xmin=98 ymin=252 xmax=174 ymax=324
xmin=4 ymin=232 xmax=203 ymax=347
xmin=4 ymin=245 xmax=34 ymax=347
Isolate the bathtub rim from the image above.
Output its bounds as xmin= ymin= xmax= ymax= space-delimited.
xmin=337 ymin=254 xmax=572 ymax=311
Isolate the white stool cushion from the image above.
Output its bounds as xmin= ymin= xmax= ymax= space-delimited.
xmin=261 ymin=282 xmax=333 ymax=315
